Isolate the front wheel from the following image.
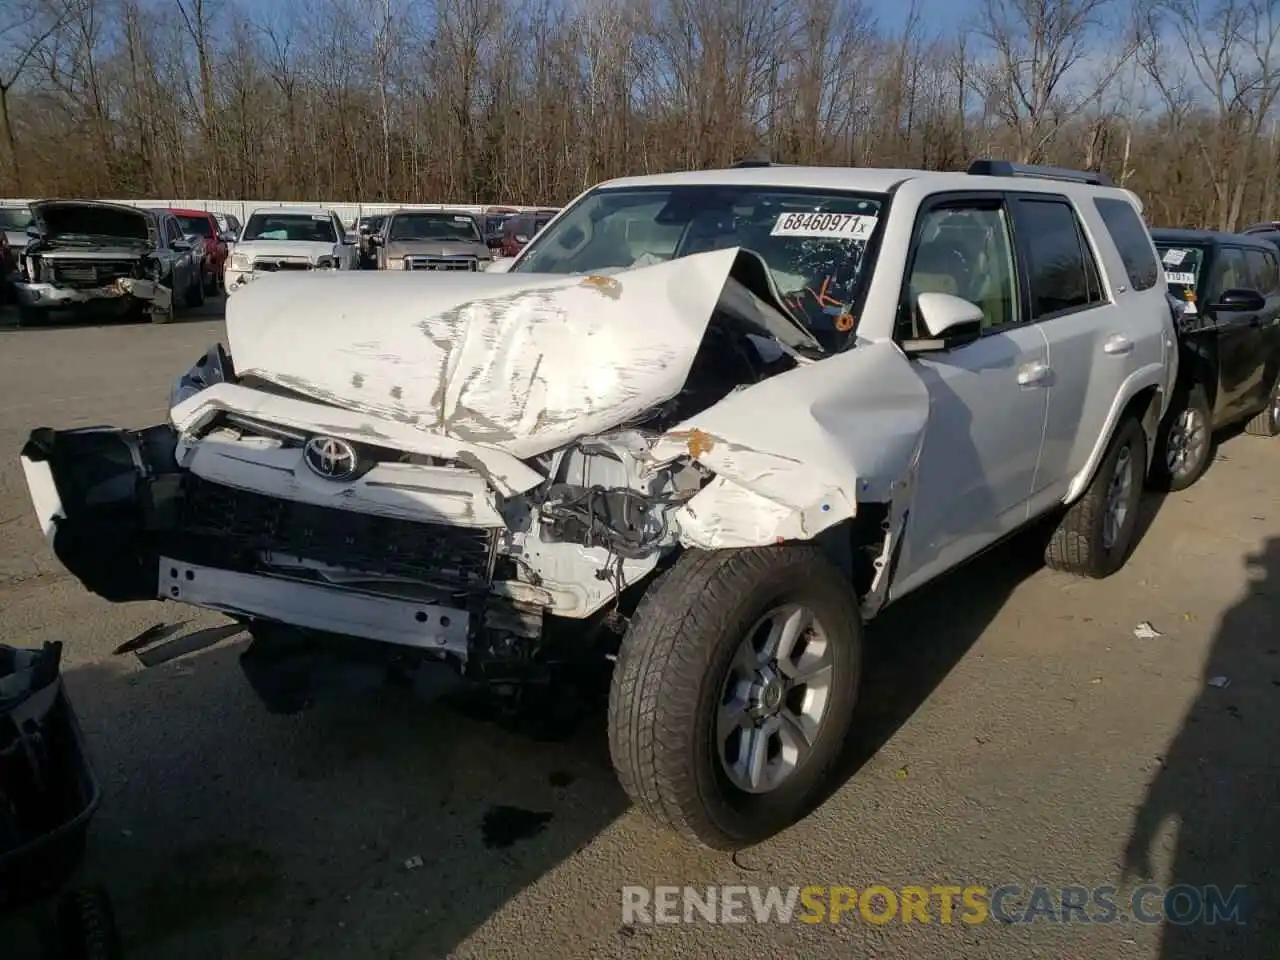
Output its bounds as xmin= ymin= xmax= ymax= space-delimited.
xmin=1149 ymin=383 xmax=1212 ymax=491
xmin=608 ymin=546 xmax=862 ymax=850
xmin=1045 ymin=414 xmax=1147 ymax=578
xmin=1244 ymin=378 xmax=1280 ymax=437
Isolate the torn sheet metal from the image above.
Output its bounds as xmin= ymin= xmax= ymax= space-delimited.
xmin=222 ymin=248 xmax=746 ymax=459
xmin=14 ymin=276 xmax=170 ymax=309
xmin=170 ymin=381 xmax=544 ymax=496
xmin=652 ymin=339 xmax=930 ymax=549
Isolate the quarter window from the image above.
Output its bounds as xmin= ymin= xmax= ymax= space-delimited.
xmin=1093 ymin=197 xmax=1159 ymax=291
xmin=905 ymin=203 xmax=1019 ymax=334
xmin=1012 ymin=198 xmax=1105 ymax=319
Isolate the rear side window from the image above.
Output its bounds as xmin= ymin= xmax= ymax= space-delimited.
xmin=1093 ymin=198 xmax=1159 ymax=291
xmin=1012 ymin=198 xmax=1105 ymax=319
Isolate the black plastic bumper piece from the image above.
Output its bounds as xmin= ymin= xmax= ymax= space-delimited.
xmin=22 ymin=425 xmax=182 ymax=603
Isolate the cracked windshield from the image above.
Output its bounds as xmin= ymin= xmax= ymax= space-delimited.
xmin=511 ymin=185 xmax=883 ymax=346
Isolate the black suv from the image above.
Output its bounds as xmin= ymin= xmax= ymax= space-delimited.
xmin=1148 ymin=227 xmax=1280 ymax=489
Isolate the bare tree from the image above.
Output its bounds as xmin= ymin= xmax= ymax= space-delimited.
xmin=0 ymin=0 xmax=68 ymax=191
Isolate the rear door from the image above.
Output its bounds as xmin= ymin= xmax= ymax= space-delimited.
xmin=1013 ymin=194 xmax=1135 ymax=504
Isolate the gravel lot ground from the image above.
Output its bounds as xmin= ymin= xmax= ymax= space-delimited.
xmin=0 ymin=298 xmax=1277 ymax=960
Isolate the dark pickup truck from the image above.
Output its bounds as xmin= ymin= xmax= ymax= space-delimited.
xmin=1148 ymin=228 xmax=1280 ymax=489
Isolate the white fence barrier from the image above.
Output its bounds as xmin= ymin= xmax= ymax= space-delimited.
xmin=0 ymin=198 xmax=554 ymax=224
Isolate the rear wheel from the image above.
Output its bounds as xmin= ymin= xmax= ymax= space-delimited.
xmin=608 ymin=546 xmax=862 ymax=850
xmin=186 ymin=269 xmax=204 ymax=308
xmin=1045 ymin=415 xmax=1147 ymax=578
xmin=15 ymin=305 xmax=41 ymax=327
xmin=1150 ymin=383 xmax=1212 ymax=491
xmin=1244 ymin=378 xmax=1280 ymax=437
xmin=54 ymin=886 xmax=122 ymax=960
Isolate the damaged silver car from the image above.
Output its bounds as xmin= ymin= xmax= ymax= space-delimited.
xmin=15 ymin=201 xmax=204 ymax=326
xmin=20 ymin=160 xmax=1177 ymax=849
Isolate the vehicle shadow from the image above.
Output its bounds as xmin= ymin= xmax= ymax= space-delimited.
xmin=821 ymin=481 xmax=1168 ymax=805
xmin=1122 ymin=537 xmax=1280 ymax=958
xmin=1 ymin=644 xmax=625 ymax=960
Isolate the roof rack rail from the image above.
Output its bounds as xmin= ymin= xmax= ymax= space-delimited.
xmin=967 ymin=159 xmax=1114 ymax=187
xmin=730 ymin=157 xmax=776 ymax=168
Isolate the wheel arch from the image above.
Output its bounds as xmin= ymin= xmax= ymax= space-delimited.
xmin=1063 ymin=373 xmax=1166 ymax=505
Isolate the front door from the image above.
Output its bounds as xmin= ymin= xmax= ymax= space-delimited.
xmin=891 ymin=195 xmax=1050 ymax=597
xmin=1208 ymin=245 xmax=1269 ymax=422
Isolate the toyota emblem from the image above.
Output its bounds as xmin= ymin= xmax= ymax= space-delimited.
xmin=303 ymin=435 xmax=360 ymax=481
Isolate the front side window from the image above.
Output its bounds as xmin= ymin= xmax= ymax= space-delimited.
xmin=241 ymin=213 xmax=339 ymax=243
xmin=387 ymin=213 xmax=481 ymax=243
xmin=1012 ymin=198 xmax=1105 ymax=319
xmin=1245 ymin=248 xmax=1277 ymax=295
xmin=1209 ymin=247 xmax=1248 ymax=297
xmin=1093 ymin=197 xmax=1159 ymax=291
xmin=511 ymin=184 xmax=886 ymax=343
xmin=905 ymin=204 xmax=1019 ymax=334
xmin=173 ymin=215 xmax=212 ymax=238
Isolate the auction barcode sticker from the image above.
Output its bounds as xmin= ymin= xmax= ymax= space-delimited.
xmin=1165 ymin=271 xmax=1196 ymax=285
xmin=771 ymin=212 xmax=878 ymax=239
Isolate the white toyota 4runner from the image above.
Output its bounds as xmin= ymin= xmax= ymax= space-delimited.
xmin=20 ymin=160 xmax=1177 ymax=850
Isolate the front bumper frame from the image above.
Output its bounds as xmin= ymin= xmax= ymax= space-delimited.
xmin=20 ymin=425 xmax=476 ymax=662
xmin=14 ymin=277 xmax=171 ymax=311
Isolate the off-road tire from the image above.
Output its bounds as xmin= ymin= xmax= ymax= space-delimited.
xmin=15 ymin=305 xmax=41 ymax=327
xmin=54 ymin=886 xmax=122 ymax=960
xmin=608 ymin=546 xmax=862 ymax=851
xmin=1045 ymin=415 xmax=1146 ymax=578
xmin=1243 ymin=379 xmax=1280 ymax=437
xmin=1149 ymin=383 xmax=1213 ymax=492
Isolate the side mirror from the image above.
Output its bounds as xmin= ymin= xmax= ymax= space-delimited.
xmin=1209 ymin=287 xmax=1265 ymax=312
xmin=901 ymin=292 xmax=984 ymax=354
xmin=370 ymin=234 xmax=383 ymax=246
xmin=343 ymin=233 xmax=358 ymax=245
xmin=26 ymin=224 xmax=39 ymax=238
xmin=172 ymin=238 xmax=192 ymax=251
xmin=219 ymin=231 xmax=236 ymax=243
xmin=486 ymin=258 xmax=514 ymax=274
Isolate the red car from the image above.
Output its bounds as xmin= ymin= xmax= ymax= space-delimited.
xmin=500 ymin=211 xmax=557 ymax=258
xmin=166 ymin=208 xmax=226 ymax=295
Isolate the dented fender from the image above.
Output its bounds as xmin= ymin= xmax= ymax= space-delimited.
xmin=650 ymin=339 xmax=931 ymax=550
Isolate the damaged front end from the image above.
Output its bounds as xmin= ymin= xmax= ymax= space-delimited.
xmin=19 ymin=248 xmax=926 ymax=711
xmin=17 ymin=201 xmax=173 ymax=319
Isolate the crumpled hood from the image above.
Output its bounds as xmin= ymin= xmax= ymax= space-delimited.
xmin=383 ymin=239 xmax=488 ymax=259
xmin=224 ymin=248 xmax=748 ymax=458
xmin=234 ymin=240 xmax=336 ymax=261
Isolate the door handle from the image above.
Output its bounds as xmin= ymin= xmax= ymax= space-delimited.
xmin=1017 ymin=361 xmax=1051 ymax=386
xmin=1104 ymin=334 xmax=1134 ymax=355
